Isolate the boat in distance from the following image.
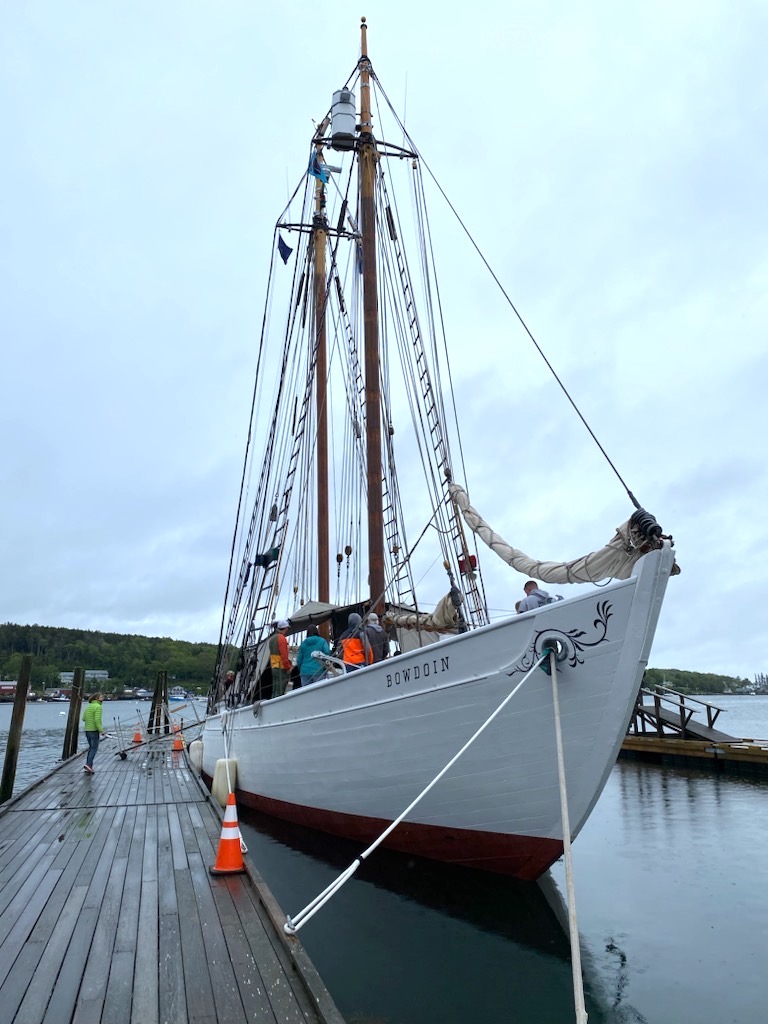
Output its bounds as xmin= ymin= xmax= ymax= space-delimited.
xmin=198 ymin=19 xmax=677 ymax=880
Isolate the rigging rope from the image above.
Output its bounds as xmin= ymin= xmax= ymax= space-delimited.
xmin=284 ymin=651 xmax=548 ymax=934
xmin=372 ymin=74 xmax=641 ymax=512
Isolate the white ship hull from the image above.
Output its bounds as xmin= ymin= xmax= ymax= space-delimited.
xmin=201 ymin=544 xmax=674 ymax=879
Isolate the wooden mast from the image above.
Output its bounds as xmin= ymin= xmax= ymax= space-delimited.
xmin=358 ymin=17 xmax=385 ymax=614
xmin=313 ymin=131 xmax=330 ymax=614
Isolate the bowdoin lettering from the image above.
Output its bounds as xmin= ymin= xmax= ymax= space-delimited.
xmin=387 ymin=656 xmax=450 ymax=687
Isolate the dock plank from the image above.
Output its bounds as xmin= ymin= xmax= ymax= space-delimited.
xmin=176 ymin=857 xmax=219 ymax=1022
xmin=0 ymin=737 xmax=343 ymax=1024
xmin=129 ymin=876 xmax=159 ymax=1024
xmin=159 ymin=912 xmax=188 ymax=1024
xmin=0 ymin=811 xmax=103 ymax=1017
xmin=16 ymin=883 xmax=89 ymax=1024
xmin=189 ymin=852 xmax=248 ymax=1024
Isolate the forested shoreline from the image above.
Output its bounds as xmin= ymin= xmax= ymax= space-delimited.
xmin=0 ymin=622 xmax=762 ymax=696
xmin=0 ymin=623 xmax=217 ymax=693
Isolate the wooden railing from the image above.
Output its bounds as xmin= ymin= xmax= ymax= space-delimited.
xmin=629 ymin=685 xmax=725 ymax=739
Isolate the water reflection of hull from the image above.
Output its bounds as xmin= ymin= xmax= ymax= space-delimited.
xmin=238 ymin=806 xmax=616 ymax=1024
xmin=239 ymin=805 xmax=571 ymax=956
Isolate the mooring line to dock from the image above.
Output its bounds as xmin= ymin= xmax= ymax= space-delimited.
xmin=284 ymin=653 xmax=548 ymax=935
xmin=548 ymin=645 xmax=588 ymax=1024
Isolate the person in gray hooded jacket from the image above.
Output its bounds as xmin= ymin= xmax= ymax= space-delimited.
xmin=365 ymin=612 xmax=390 ymax=663
xmin=517 ymin=580 xmax=558 ymax=613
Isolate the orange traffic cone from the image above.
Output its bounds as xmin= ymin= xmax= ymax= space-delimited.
xmin=132 ymin=728 xmax=142 ymax=743
xmin=172 ymin=734 xmax=184 ymax=751
xmin=210 ymin=792 xmax=246 ymax=875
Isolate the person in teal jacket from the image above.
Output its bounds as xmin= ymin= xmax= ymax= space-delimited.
xmin=295 ymin=626 xmax=331 ymax=687
xmin=82 ymin=693 xmax=106 ymax=774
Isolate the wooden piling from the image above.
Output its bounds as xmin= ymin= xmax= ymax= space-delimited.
xmin=149 ymin=669 xmax=169 ymax=734
xmin=61 ymin=666 xmax=84 ymax=759
xmin=0 ymin=654 xmax=32 ymax=804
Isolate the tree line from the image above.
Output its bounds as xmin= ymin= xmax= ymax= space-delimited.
xmin=642 ymin=667 xmax=761 ymax=695
xmin=0 ymin=623 xmax=217 ymax=694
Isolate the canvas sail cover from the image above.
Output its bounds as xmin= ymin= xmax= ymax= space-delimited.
xmin=449 ymin=484 xmax=664 ymax=583
xmin=386 ymin=592 xmax=460 ymax=633
xmin=386 ymin=592 xmax=462 ymax=652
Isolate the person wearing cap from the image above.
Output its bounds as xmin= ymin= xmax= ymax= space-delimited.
xmin=337 ymin=612 xmax=373 ymax=671
xmin=269 ymin=620 xmax=292 ymax=697
xmin=365 ymin=612 xmax=389 ymax=663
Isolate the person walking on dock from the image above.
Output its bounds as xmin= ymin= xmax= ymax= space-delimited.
xmin=82 ymin=693 xmax=106 ymax=774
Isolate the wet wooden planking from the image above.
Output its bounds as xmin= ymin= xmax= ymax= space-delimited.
xmin=0 ymin=738 xmax=344 ymax=1024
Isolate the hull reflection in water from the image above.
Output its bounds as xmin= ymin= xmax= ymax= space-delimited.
xmin=237 ymin=807 xmax=616 ymax=1024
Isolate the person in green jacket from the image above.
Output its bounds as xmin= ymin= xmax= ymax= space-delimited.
xmin=82 ymin=693 xmax=106 ymax=774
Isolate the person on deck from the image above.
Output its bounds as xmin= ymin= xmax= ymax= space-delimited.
xmin=269 ymin=620 xmax=292 ymax=697
xmin=337 ymin=612 xmax=373 ymax=672
xmin=517 ymin=580 xmax=556 ymax=613
xmin=295 ymin=625 xmax=331 ymax=686
xmin=82 ymin=693 xmax=106 ymax=774
xmin=223 ymin=670 xmax=237 ymax=706
xmin=365 ymin=612 xmax=389 ymax=663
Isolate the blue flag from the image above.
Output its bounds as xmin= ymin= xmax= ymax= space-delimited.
xmin=308 ymin=153 xmax=329 ymax=184
xmin=277 ymin=234 xmax=293 ymax=264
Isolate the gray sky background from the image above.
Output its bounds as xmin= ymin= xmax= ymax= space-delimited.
xmin=2 ymin=2 xmax=766 ymax=679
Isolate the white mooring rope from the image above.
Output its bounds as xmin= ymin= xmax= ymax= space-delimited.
xmin=284 ymin=652 xmax=548 ymax=935
xmin=549 ymin=646 xmax=588 ymax=1024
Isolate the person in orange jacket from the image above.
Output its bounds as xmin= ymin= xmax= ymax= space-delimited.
xmin=269 ymin=620 xmax=293 ymax=696
xmin=337 ymin=613 xmax=373 ymax=672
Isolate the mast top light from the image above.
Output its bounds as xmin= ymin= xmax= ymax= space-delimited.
xmin=330 ymin=89 xmax=356 ymax=152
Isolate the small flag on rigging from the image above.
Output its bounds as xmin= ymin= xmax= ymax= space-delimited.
xmin=308 ymin=152 xmax=329 ymax=184
xmin=277 ymin=234 xmax=293 ymax=264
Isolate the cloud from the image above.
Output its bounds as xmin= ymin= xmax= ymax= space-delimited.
xmin=1 ymin=2 xmax=766 ymax=682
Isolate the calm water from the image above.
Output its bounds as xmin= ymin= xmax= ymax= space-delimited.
xmin=2 ymin=696 xmax=766 ymax=1023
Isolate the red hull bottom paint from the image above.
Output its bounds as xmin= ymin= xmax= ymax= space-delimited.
xmin=202 ymin=773 xmax=563 ymax=881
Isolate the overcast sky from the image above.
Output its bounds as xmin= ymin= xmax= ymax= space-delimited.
xmin=2 ymin=2 xmax=766 ymax=680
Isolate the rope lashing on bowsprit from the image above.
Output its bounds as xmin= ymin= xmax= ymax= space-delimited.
xmin=543 ymin=638 xmax=588 ymax=1024
xmin=283 ymin=652 xmax=549 ymax=935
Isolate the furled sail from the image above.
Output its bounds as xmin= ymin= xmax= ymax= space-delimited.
xmin=385 ymin=591 xmax=461 ymax=633
xmin=449 ymin=484 xmax=670 ymax=583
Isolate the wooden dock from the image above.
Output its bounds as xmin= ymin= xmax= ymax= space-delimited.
xmin=0 ymin=737 xmax=345 ymax=1024
xmin=621 ymin=734 xmax=768 ymax=776
xmin=622 ymin=686 xmax=768 ymax=777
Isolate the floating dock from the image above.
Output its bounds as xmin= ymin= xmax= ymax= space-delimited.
xmin=0 ymin=736 xmax=345 ymax=1024
xmin=621 ymin=734 xmax=768 ymax=776
xmin=621 ymin=686 xmax=768 ymax=777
